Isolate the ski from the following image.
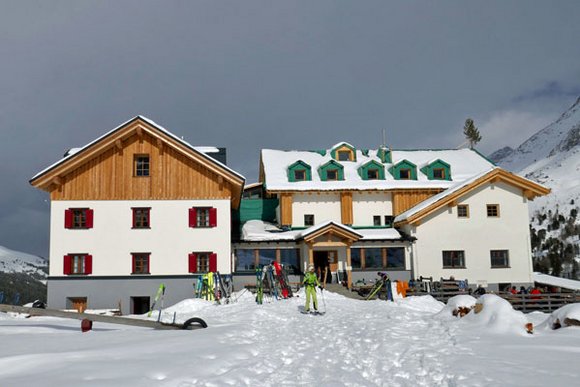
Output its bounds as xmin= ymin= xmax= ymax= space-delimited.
xmin=147 ymin=283 xmax=166 ymax=317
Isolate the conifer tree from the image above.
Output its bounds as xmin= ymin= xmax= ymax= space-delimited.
xmin=463 ymin=118 xmax=482 ymax=149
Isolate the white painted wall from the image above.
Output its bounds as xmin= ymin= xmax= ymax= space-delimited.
xmin=49 ymin=199 xmax=232 ymax=276
xmin=291 ymin=193 xmax=341 ymax=227
xmin=403 ymin=181 xmax=533 ymax=286
xmin=352 ymin=192 xmax=393 ymax=226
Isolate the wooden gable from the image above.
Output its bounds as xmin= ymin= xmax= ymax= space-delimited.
xmin=30 ymin=117 xmax=245 ymax=208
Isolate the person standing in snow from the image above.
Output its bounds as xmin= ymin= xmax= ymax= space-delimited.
xmin=303 ymin=264 xmax=321 ymax=313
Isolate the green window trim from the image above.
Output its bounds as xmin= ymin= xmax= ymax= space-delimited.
xmin=358 ymin=160 xmax=385 ymax=180
xmin=388 ymin=159 xmax=417 ymax=180
xmin=287 ymin=160 xmax=312 ymax=182
xmin=318 ymin=160 xmax=345 ymax=181
xmin=419 ymin=159 xmax=452 ymax=181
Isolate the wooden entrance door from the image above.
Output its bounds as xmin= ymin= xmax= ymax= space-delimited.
xmin=68 ymin=297 xmax=87 ymax=313
xmin=328 ymin=251 xmax=338 ymax=273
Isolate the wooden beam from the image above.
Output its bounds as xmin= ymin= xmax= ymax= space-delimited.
xmin=448 ymin=200 xmax=457 ymax=208
xmin=52 ymin=176 xmax=62 ymax=187
xmin=115 ymin=139 xmax=122 ymax=150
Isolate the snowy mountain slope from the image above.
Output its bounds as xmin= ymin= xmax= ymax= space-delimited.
xmin=493 ymin=97 xmax=580 ymax=172
xmin=0 ymin=245 xmax=47 ymax=278
xmin=491 ymin=97 xmax=580 ymax=217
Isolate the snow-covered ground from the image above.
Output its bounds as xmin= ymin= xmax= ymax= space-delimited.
xmin=1 ymin=291 xmax=579 ymax=386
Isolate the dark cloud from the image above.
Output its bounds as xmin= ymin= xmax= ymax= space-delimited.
xmin=1 ymin=1 xmax=580 ymax=256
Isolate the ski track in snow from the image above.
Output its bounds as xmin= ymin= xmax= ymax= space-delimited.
xmin=0 ymin=292 xmax=579 ymax=386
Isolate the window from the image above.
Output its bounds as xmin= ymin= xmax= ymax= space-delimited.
xmin=235 ymin=249 xmax=255 ymax=272
xmin=189 ymin=207 xmax=217 ymax=228
xmin=132 ymin=207 xmax=150 ymax=228
xmin=63 ymin=254 xmax=92 ymax=275
xmin=189 ymin=252 xmax=217 ymax=273
xmin=387 ymin=248 xmax=405 ymax=269
xmin=280 ymin=249 xmax=301 ymax=275
xmin=490 ymin=250 xmax=509 ymax=268
xmin=373 ymin=216 xmax=381 ymax=226
xmin=294 ymin=169 xmax=306 ymax=181
xmin=350 ymin=248 xmax=362 ymax=269
xmin=367 ymin=168 xmax=379 ymax=180
xmin=65 ymin=208 xmax=93 ymax=229
xmin=304 ymin=214 xmax=315 ymax=226
xmin=326 ymin=169 xmax=338 ymax=180
xmin=132 ymin=253 xmax=150 ymax=274
xmin=364 ymin=248 xmax=382 ymax=269
xmin=433 ymin=168 xmax=446 ymax=179
xmin=384 ymin=216 xmax=394 ymax=227
xmin=399 ymin=169 xmax=411 ymax=179
xmin=457 ymin=205 xmax=469 ymax=218
xmin=442 ymin=251 xmax=465 ymax=268
xmin=134 ymin=155 xmax=150 ymax=176
xmin=487 ymin=204 xmax=500 ymax=217
xmin=257 ymin=249 xmax=276 ymax=267
xmin=338 ymin=150 xmax=351 ymax=161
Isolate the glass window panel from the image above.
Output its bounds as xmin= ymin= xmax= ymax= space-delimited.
xmin=387 ymin=248 xmax=405 ymax=269
xmin=280 ymin=249 xmax=301 ymax=275
xmin=365 ymin=248 xmax=382 ymax=269
xmin=257 ymin=249 xmax=276 ymax=267
xmin=235 ymin=249 xmax=255 ymax=272
xmin=351 ymin=248 xmax=361 ymax=269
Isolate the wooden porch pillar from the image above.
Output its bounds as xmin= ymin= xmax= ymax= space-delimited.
xmin=308 ymin=242 xmax=314 ymax=265
xmin=346 ymin=244 xmax=353 ymax=290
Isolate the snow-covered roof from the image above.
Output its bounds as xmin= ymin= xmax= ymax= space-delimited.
xmin=240 ymin=220 xmax=403 ymax=242
xmin=394 ymin=168 xmax=496 ymax=223
xmin=533 ymin=272 xmax=580 ymax=291
xmin=31 ymin=115 xmax=244 ymax=182
xmin=261 ymin=147 xmax=494 ymax=191
xmin=394 ymin=167 xmax=549 ymax=224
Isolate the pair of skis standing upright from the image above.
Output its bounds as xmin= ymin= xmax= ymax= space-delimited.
xmin=255 ymin=262 xmax=293 ymax=304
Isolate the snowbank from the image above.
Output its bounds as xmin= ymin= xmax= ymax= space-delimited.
xmin=539 ymin=303 xmax=580 ymax=330
xmin=460 ymin=294 xmax=530 ymax=335
xmin=437 ymin=295 xmax=477 ymax=318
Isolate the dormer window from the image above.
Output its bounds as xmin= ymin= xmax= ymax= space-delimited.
xmin=367 ymin=169 xmax=379 ymax=180
xmin=294 ymin=170 xmax=306 ymax=181
xmin=331 ymin=143 xmax=356 ymax=162
xmin=420 ymin=159 xmax=451 ymax=181
xmin=399 ymin=169 xmax=411 ymax=179
xmin=287 ymin=160 xmax=312 ymax=182
xmin=338 ymin=150 xmax=351 ymax=161
xmin=326 ymin=169 xmax=338 ymax=180
xmin=433 ymin=168 xmax=445 ymax=179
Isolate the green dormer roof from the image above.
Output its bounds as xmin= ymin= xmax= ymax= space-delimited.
xmin=420 ymin=159 xmax=451 ymax=180
xmin=318 ymin=160 xmax=345 ymax=181
xmin=358 ymin=160 xmax=385 ymax=180
xmin=287 ymin=160 xmax=312 ymax=182
xmin=389 ymin=159 xmax=417 ymax=180
xmin=330 ymin=142 xmax=357 ymax=162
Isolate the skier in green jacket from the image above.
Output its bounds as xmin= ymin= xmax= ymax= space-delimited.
xmin=303 ymin=264 xmax=321 ymax=313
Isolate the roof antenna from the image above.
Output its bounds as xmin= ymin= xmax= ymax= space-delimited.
xmin=381 ymin=129 xmax=387 ymax=148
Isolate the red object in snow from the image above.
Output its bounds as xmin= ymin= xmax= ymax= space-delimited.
xmin=273 ymin=261 xmax=289 ymax=298
xmin=81 ymin=319 xmax=93 ymax=332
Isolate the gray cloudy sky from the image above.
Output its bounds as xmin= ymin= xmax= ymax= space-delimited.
xmin=1 ymin=1 xmax=579 ymax=257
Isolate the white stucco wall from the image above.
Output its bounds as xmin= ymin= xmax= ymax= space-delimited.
xmin=404 ymin=181 xmax=533 ymax=286
xmin=352 ymin=192 xmax=393 ymax=226
xmin=291 ymin=193 xmax=341 ymax=227
xmin=50 ymin=199 xmax=232 ymax=276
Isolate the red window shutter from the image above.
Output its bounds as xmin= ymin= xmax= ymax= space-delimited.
xmin=131 ymin=208 xmax=136 ymax=228
xmin=64 ymin=209 xmax=73 ymax=229
xmin=131 ymin=254 xmax=136 ymax=274
xmin=209 ymin=207 xmax=217 ymax=227
xmin=147 ymin=254 xmax=150 ymax=274
xmin=189 ymin=208 xmax=197 ymax=228
xmin=63 ymin=255 xmax=72 ymax=275
xmin=189 ymin=253 xmax=198 ymax=273
xmin=85 ymin=255 xmax=93 ymax=274
xmin=86 ymin=209 xmax=94 ymax=228
xmin=209 ymin=253 xmax=217 ymax=272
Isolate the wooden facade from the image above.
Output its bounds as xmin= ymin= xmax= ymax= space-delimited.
xmin=340 ymin=192 xmax=353 ymax=224
xmin=392 ymin=189 xmax=442 ymax=215
xmin=280 ymin=193 xmax=293 ymax=226
xmin=30 ymin=117 xmax=244 ymax=207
